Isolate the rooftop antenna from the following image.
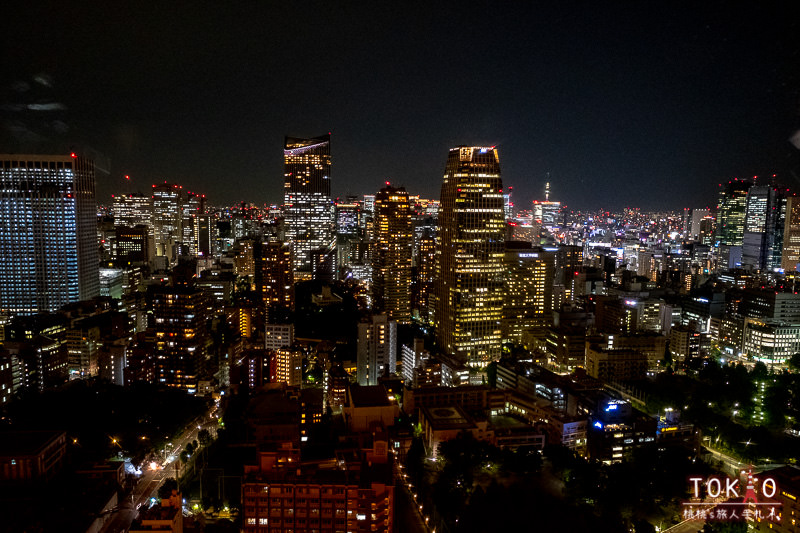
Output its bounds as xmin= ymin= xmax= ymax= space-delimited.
xmin=545 ymin=177 xmax=551 ymax=201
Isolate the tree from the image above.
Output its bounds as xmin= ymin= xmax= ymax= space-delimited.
xmin=198 ymin=428 xmax=212 ymax=446
xmin=752 ymin=361 xmax=769 ymax=380
xmin=158 ymin=477 xmax=179 ymax=499
xmin=788 ymin=353 xmax=800 ymax=372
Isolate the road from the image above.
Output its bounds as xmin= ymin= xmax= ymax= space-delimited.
xmin=662 ymin=519 xmax=705 ymax=533
xmin=703 ymin=445 xmax=747 ymax=476
xmin=394 ymin=461 xmax=432 ymax=533
xmin=98 ymin=401 xmax=220 ymax=533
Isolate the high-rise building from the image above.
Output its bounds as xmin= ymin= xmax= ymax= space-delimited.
xmin=151 ymin=183 xmax=184 ymax=264
xmin=372 ymin=184 xmax=412 ymax=324
xmin=532 ymin=182 xmax=561 ymax=238
xmin=150 ymin=285 xmax=209 ymax=393
xmin=689 ymin=209 xmax=711 ymax=241
xmin=335 ymin=199 xmax=360 ymax=237
xmin=113 ymin=193 xmax=152 ymax=228
xmin=742 ymin=185 xmax=785 ymax=271
xmin=781 ymin=196 xmax=800 ymax=272
xmin=357 ymin=314 xmax=397 ymax=386
xmin=412 ymin=230 xmax=436 ymax=321
xmin=716 ymin=178 xmax=752 ymax=247
xmin=283 ymin=135 xmax=333 ymax=277
xmin=255 ymin=241 xmax=294 ymax=317
xmin=275 ymin=346 xmax=302 ymax=386
xmin=0 ymin=154 xmax=99 ymax=315
xmin=114 ymin=225 xmax=152 ymax=266
xmin=502 ymin=242 xmax=555 ymax=344
xmin=433 ymin=146 xmax=505 ymax=370
xmin=180 ymin=191 xmax=205 ymax=257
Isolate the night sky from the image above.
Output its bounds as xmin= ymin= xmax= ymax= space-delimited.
xmin=3 ymin=1 xmax=800 ymax=211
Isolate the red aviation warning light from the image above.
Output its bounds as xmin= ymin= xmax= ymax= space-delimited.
xmin=70 ymin=152 xmax=77 ymax=158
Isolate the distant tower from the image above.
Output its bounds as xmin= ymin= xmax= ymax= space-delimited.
xmin=545 ymin=180 xmax=551 ymax=201
xmin=283 ymin=135 xmax=333 ymax=278
xmin=781 ymin=196 xmax=800 ymax=271
xmin=716 ymin=179 xmax=752 ymax=247
xmin=372 ymin=184 xmax=412 ymax=324
xmin=152 ymin=183 xmax=184 ymax=264
xmin=742 ymin=185 xmax=785 ymax=271
xmin=434 ymin=146 xmax=505 ymax=370
xmin=255 ymin=241 xmax=294 ymax=317
xmin=0 ymin=154 xmax=99 ymax=315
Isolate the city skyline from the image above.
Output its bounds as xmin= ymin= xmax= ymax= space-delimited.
xmin=3 ymin=2 xmax=799 ymax=210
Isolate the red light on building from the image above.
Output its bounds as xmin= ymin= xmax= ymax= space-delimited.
xmin=70 ymin=152 xmax=77 ymax=158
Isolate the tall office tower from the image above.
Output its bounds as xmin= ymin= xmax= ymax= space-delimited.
xmin=537 ymin=182 xmax=562 ymax=231
xmin=334 ymin=200 xmax=361 ymax=279
xmin=283 ymin=135 xmax=333 ymax=277
xmin=362 ymin=194 xmax=376 ymax=222
xmin=372 ymin=185 xmax=412 ymax=324
xmin=782 ymin=196 xmax=800 ymax=272
xmin=555 ymin=244 xmax=584 ymax=305
xmin=150 ymin=285 xmax=209 ymax=393
xmin=503 ymin=186 xmax=514 ymax=220
xmin=742 ymin=185 xmax=784 ymax=271
xmin=180 ymin=191 xmax=205 ymax=257
xmin=689 ymin=209 xmax=711 ymax=241
xmin=434 ymin=146 xmax=505 ymax=369
xmin=335 ymin=199 xmax=361 ymax=236
xmin=412 ymin=230 xmax=436 ymax=321
xmin=196 ymin=213 xmax=216 ymax=257
xmin=356 ymin=313 xmax=397 ymax=386
xmin=255 ymin=241 xmax=294 ymax=318
xmin=115 ymin=225 xmax=152 ymax=266
xmin=502 ymin=242 xmax=555 ymax=344
xmin=716 ymin=178 xmax=752 ymax=246
xmin=152 ymin=183 xmax=184 ymax=264
xmin=0 ymin=154 xmax=99 ymax=315
xmin=113 ymin=193 xmax=152 ymax=228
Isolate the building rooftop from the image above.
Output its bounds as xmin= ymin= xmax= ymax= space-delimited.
xmin=0 ymin=430 xmax=64 ymax=457
xmin=348 ymin=385 xmax=392 ymax=408
xmin=420 ymin=405 xmax=475 ymax=431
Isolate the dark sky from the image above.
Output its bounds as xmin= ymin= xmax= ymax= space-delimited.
xmin=3 ymin=1 xmax=800 ymax=211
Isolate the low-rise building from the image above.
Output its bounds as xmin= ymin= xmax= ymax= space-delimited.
xmin=419 ymin=405 xmax=493 ymax=458
xmin=0 ymin=430 xmax=67 ymax=483
xmin=343 ymin=384 xmax=399 ymax=432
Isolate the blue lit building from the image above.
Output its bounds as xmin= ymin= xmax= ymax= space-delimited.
xmin=0 ymin=154 xmax=99 ymax=315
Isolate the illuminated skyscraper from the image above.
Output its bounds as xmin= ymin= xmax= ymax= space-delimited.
xmin=781 ymin=196 xmax=800 ymax=271
xmin=0 ymin=154 xmax=99 ymax=315
xmin=150 ymin=285 xmax=209 ymax=393
xmin=372 ymin=184 xmax=412 ymax=324
xmin=412 ymin=230 xmax=436 ymax=321
xmin=434 ymin=146 xmax=505 ymax=370
xmin=283 ymin=135 xmax=333 ymax=277
xmin=180 ymin=191 xmax=205 ymax=257
xmin=742 ymin=185 xmax=783 ymax=271
xmin=716 ymin=178 xmax=752 ymax=247
xmin=502 ymin=242 xmax=555 ymax=344
xmin=152 ymin=183 xmax=183 ymax=264
xmin=255 ymin=241 xmax=294 ymax=317
xmin=112 ymin=193 xmax=152 ymax=228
